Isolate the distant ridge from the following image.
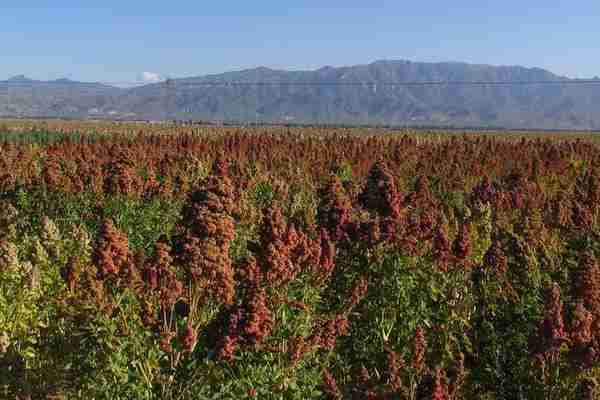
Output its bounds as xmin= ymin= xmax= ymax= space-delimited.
xmin=6 ymin=75 xmax=34 ymax=82
xmin=1 ymin=60 xmax=599 ymax=129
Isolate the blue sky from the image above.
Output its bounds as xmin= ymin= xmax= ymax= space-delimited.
xmin=1 ymin=1 xmax=599 ymax=82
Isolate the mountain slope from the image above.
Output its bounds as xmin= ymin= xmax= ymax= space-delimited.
xmin=0 ymin=77 xmax=123 ymax=118
xmin=2 ymin=61 xmax=600 ymax=129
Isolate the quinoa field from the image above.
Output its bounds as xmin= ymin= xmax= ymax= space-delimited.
xmin=1 ymin=120 xmax=600 ymax=399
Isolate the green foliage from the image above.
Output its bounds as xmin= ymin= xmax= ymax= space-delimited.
xmin=1 ymin=125 xmax=600 ymax=398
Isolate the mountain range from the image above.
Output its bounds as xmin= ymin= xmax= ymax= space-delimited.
xmin=2 ymin=60 xmax=600 ymax=129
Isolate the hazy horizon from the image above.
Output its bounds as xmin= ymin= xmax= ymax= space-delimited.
xmin=4 ymin=58 xmax=598 ymax=85
xmin=2 ymin=1 xmax=599 ymax=83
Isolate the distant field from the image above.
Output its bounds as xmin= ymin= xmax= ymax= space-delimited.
xmin=1 ymin=119 xmax=600 ymax=399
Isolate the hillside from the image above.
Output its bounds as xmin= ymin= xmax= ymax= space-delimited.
xmin=2 ymin=60 xmax=600 ymax=128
